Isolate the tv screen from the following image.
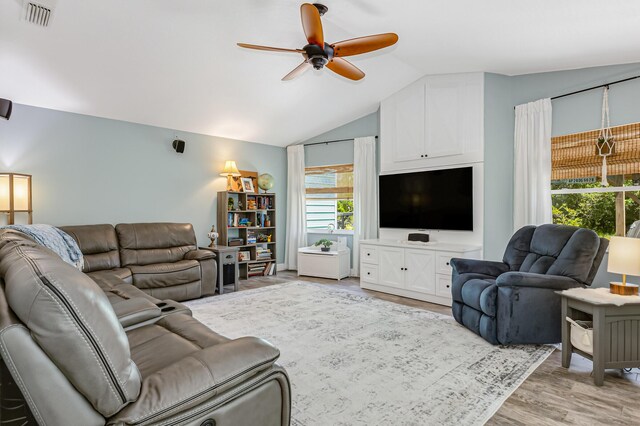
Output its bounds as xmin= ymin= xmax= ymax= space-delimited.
xmin=379 ymin=167 xmax=473 ymax=231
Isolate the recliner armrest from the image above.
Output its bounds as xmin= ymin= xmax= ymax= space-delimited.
xmin=450 ymin=258 xmax=509 ymax=277
xmin=184 ymin=249 xmax=217 ymax=261
xmin=111 ymin=297 xmax=162 ymax=328
xmin=109 ymin=337 xmax=280 ymax=425
xmin=496 ymin=271 xmax=583 ymax=291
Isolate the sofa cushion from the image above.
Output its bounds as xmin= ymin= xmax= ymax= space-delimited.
xmin=0 ymin=230 xmax=141 ymax=417
xmin=129 ymin=260 xmax=200 ymax=289
xmin=127 ymin=314 xmax=230 ymax=378
xmin=116 ymin=223 xmax=197 ymax=266
xmin=60 ymin=224 xmax=121 ymax=272
xmin=87 ymin=268 xmax=132 ymax=284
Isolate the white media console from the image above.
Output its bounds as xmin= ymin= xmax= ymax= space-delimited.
xmin=359 ymin=239 xmax=481 ymax=306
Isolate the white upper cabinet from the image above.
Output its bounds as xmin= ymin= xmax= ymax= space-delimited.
xmin=380 ymin=72 xmax=484 ymax=173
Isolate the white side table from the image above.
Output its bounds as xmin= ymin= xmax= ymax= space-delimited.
xmin=297 ymin=246 xmax=350 ymax=280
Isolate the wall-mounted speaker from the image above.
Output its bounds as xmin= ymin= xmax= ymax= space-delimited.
xmin=0 ymin=99 xmax=12 ymax=120
xmin=172 ymin=139 xmax=185 ymax=153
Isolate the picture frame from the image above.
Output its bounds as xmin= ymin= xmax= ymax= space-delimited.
xmin=241 ymin=177 xmax=255 ymax=193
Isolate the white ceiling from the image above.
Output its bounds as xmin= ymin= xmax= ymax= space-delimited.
xmin=1 ymin=0 xmax=640 ymax=147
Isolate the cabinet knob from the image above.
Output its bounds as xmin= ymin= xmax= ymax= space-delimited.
xmin=446 ymin=262 xmax=450 ymax=266
xmin=367 ymin=272 xmax=371 ymax=275
xmin=367 ymin=253 xmax=370 ymax=256
xmin=446 ymin=285 xmax=450 ymax=288
xmin=425 ymin=154 xmax=429 ymax=157
xmin=420 ymin=154 xmax=424 ymax=158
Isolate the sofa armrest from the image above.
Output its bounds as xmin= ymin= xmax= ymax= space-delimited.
xmin=109 ymin=337 xmax=280 ymax=425
xmin=450 ymin=258 xmax=509 ymax=277
xmin=184 ymin=249 xmax=217 ymax=261
xmin=111 ymin=297 xmax=161 ymax=328
xmin=496 ymin=271 xmax=583 ymax=291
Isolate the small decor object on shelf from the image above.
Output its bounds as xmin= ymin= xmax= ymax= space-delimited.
xmin=607 ymin=236 xmax=640 ymax=295
xmin=207 ymin=225 xmax=219 ymax=248
xmin=241 ymin=177 xmax=255 ymax=193
xmin=264 ymin=215 xmax=271 ymax=227
xmin=257 ymin=173 xmax=274 ymax=193
xmin=227 ymin=197 xmax=234 ymax=211
xmin=314 ymin=238 xmax=333 ymax=252
xmin=237 ymin=200 xmax=244 ymax=210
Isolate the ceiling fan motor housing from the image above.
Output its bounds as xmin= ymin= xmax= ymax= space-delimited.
xmin=304 ymin=42 xmax=334 ymax=69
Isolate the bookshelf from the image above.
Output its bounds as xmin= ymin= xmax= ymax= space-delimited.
xmin=217 ymin=191 xmax=277 ymax=279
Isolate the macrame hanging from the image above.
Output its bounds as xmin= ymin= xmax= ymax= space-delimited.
xmin=596 ymin=86 xmax=615 ymax=186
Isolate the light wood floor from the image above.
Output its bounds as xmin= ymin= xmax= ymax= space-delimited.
xmin=237 ymin=271 xmax=640 ymax=425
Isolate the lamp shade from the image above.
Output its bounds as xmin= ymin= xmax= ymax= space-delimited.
xmin=220 ymin=160 xmax=241 ymax=177
xmin=608 ymin=236 xmax=640 ymax=277
xmin=0 ymin=173 xmax=32 ymax=224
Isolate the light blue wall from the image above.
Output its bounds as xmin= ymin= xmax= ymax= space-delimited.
xmin=303 ymin=111 xmax=379 ymax=166
xmin=483 ymin=73 xmax=515 ymax=260
xmin=302 ymin=111 xmax=379 ymax=263
xmin=0 ymin=104 xmax=287 ymax=263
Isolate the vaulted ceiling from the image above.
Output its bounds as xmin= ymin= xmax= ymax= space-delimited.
xmin=1 ymin=0 xmax=639 ymax=146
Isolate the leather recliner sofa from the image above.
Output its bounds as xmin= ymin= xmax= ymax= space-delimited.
xmin=0 ymin=229 xmax=291 ymax=425
xmin=60 ymin=223 xmax=217 ymax=302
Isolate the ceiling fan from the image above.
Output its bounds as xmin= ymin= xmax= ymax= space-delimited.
xmin=237 ymin=3 xmax=398 ymax=81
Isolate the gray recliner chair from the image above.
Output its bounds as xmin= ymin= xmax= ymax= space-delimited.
xmin=451 ymin=224 xmax=608 ymax=345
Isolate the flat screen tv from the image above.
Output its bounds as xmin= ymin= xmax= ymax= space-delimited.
xmin=379 ymin=167 xmax=473 ymax=231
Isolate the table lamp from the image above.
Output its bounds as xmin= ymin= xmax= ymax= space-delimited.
xmin=220 ymin=160 xmax=241 ymax=190
xmin=607 ymin=236 xmax=640 ymax=296
xmin=0 ymin=173 xmax=32 ymax=225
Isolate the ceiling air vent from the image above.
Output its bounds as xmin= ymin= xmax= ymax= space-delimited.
xmin=23 ymin=1 xmax=54 ymax=27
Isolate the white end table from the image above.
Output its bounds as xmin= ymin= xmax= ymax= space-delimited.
xmin=297 ymin=246 xmax=350 ymax=280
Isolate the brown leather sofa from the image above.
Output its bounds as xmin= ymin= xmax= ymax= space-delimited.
xmin=61 ymin=223 xmax=217 ymax=301
xmin=0 ymin=228 xmax=291 ymax=425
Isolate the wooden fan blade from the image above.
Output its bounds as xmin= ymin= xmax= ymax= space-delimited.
xmin=300 ymin=3 xmax=324 ymax=46
xmin=282 ymin=61 xmax=311 ymax=81
xmin=237 ymin=43 xmax=305 ymax=54
xmin=326 ymin=58 xmax=365 ymax=81
xmin=332 ymin=33 xmax=399 ymax=57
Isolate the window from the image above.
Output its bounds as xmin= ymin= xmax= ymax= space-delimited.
xmin=305 ymin=164 xmax=354 ymax=232
xmin=551 ymin=123 xmax=640 ymax=238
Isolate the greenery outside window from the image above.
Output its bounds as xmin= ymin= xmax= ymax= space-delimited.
xmin=305 ymin=164 xmax=354 ymax=232
xmin=551 ymin=123 xmax=640 ymax=238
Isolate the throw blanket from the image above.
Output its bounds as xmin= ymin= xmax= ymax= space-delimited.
xmin=1 ymin=224 xmax=84 ymax=270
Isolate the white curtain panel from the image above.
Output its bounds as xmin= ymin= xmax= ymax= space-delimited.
xmin=284 ymin=144 xmax=307 ymax=270
xmin=353 ymin=136 xmax=378 ymax=276
xmin=513 ymin=98 xmax=553 ymax=231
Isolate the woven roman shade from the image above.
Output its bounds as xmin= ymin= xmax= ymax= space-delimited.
xmin=305 ymin=164 xmax=353 ymax=197
xmin=552 ymin=122 xmax=640 ymax=180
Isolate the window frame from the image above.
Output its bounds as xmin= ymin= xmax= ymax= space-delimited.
xmin=304 ymin=163 xmax=354 ymax=235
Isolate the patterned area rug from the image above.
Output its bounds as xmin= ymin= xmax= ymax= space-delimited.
xmin=185 ymin=282 xmax=553 ymax=426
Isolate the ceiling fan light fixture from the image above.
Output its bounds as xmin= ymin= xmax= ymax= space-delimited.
xmin=237 ymin=2 xmax=398 ymax=81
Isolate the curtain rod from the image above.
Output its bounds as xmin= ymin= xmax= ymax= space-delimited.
xmin=304 ymin=136 xmax=378 ymax=147
xmin=513 ymin=74 xmax=640 ymax=109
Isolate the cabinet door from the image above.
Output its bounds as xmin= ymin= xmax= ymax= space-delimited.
xmin=378 ymin=247 xmax=405 ymax=288
xmin=424 ymin=74 xmax=464 ymax=158
xmin=393 ymin=81 xmax=425 ymax=162
xmin=404 ymin=249 xmax=436 ymax=294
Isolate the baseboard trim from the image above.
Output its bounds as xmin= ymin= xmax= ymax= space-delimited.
xmin=277 ymin=263 xmax=287 ymax=272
